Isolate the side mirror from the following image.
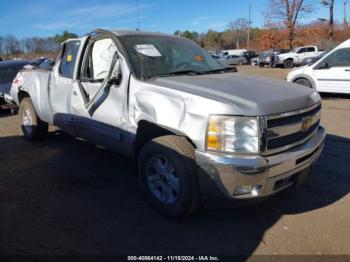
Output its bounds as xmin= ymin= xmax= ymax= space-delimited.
xmin=318 ymin=62 xmax=329 ymax=69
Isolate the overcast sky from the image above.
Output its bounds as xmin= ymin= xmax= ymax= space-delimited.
xmin=0 ymin=0 xmax=347 ymax=38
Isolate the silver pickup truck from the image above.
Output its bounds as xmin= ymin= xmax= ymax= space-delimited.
xmin=11 ymin=29 xmax=325 ymax=218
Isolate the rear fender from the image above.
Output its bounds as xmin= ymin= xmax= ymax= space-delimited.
xmin=19 ymin=70 xmax=53 ymax=123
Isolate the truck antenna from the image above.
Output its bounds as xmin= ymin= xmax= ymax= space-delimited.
xmin=136 ymin=0 xmax=140 ymax=31
xmin=247 ymin=1 xmax=252 ymax=50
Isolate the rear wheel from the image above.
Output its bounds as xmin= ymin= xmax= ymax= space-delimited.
xmin=19 ymin=97 xmax=48 ymax=141
xmin=138 ymin=135 xmax=201 ymax=219
xmin=295 ymin=78 xmax=312 ymax=88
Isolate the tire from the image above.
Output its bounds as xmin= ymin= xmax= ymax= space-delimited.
xmin=295 ymin=78 xmax=312 ymax=88
xmin=138 ymin=135 xmax=201 ymax=219
xmin=284 ymin=60 xmax=294 ymax=69
xmin=19 ymin=97 xmax=48 ymax=141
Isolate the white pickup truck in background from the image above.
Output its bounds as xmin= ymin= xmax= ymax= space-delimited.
xmin=275 ymin=46 xmax=325 ymax=68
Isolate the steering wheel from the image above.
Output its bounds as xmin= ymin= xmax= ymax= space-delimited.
xmin=175 ymin=61 xmax=192 ymax=69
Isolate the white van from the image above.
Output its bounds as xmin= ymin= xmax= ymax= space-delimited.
xmin=220 ymin=49 xmax=247 ymax=57
xmin=287 ymin=39 xmax=350 ymax=94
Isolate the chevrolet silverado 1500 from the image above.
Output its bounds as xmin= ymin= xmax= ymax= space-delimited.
xmin=11 ymin=29 xmax=325 ymax=218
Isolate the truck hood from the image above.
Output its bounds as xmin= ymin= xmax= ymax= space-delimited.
xmin=152 ymin=73 xmax=320 ymax=116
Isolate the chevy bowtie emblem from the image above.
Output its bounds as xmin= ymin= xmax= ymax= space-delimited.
xmin=301 ymin=117 xmax=313 ymax=132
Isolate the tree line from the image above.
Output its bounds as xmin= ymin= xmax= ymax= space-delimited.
xmin=0 ymin=31 xmax=78 ymax=57
xmin=176 ymin=0 xmax=350 ymax=51
xmin=1 ymin=0 xmax=350 ymax=57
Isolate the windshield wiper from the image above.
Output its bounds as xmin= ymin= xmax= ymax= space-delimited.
xmin=149 ymin=70 xmax=205 ymax=79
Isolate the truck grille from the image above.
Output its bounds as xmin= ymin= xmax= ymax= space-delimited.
xmin=267 ymin=104 xmax=321 ymax=128
xmin=262 ymin=103 xmax=321 ymax=155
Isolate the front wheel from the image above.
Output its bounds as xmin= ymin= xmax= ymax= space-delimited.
xmin=295 ymin=78 xmax=312 ymax=88
xmin=19 ymin=97 xmax=48 ymax=141
xmin=284 ymin=60 xmax=294 ymax=69
xmin=138 ymin=135 xmax=201 ymax=219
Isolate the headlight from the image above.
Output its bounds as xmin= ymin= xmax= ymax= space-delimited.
xmin=206 ymin=115 xmax=260 ymax=154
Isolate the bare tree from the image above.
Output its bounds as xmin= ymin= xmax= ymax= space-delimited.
xmin=226 ymin=18 xmax=249 ymax=48
xmin=264 ymin=0 xmax=313 ymax=49
xmin=344 ymin=0 xmax=349 ymax=29
xmin=3 ymin=35 xmax=21 ymax=55
xmin=322 ymin=0 xmax=335 ymax=40
xmin=0 ymin=36 xmax=3 ymax=56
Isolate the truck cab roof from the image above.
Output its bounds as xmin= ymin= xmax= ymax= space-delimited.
xmin=64 ymin=29 xmax=178 ymax=43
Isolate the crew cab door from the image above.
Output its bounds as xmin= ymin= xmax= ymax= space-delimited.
xmin=49 ymin=39 xmax=82 ymax=134
xmin=70 ymin=36 xmax=132 ymax=154
xmin=312 ymin=47 xmax=350 ymax=94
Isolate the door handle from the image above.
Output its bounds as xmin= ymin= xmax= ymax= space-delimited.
xmin=345 ymin=69 xmax=350 ymax=72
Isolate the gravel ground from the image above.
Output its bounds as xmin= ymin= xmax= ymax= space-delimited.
xmin=0 ymin=67 xmax=349 ymax=255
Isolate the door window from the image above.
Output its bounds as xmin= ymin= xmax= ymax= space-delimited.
xmin=297 ymin=48 xmax=306 ymax=54
xmin=321 ymin=48 xmax=350 ymax=68
xmin=59 ymin=40 xmax=81 ymax=78
xmin=307 ymin=47 xmax=316 ymax=52
xmin=81 ymin=38 xmax=118 ymax=82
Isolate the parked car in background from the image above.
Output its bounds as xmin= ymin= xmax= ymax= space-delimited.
xmin=0 ymin=60 xmax=32 ymax=112
xmin=251 ymin=56 xmax=260 ymax=66
xmin=276 ymin=46 xmax=325 ymax=68
xmin=12 ymin=29 xmax=325 ymax=218
xmin=287 ymin=39 xmax=350 ymax=94
xmin=241 ymin=51 xmax=257 ymax=64
xmin=38 ymin=58 xmax=56 ymax=70
xmin=259 ymin=52 xmax=275 ymax=67
xmin=252 ymin=49 xmax=289 ymax=67
xmin=219 ymin=55 xmax=247 ymax=65
xmin=219 ymin=49 xmax=247 ymax=57
xmin=32 ymin=57 xmax=48 ymax=67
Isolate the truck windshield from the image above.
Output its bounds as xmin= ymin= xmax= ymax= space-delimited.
xmin=120 ymin=35 xmax=225 ymax=79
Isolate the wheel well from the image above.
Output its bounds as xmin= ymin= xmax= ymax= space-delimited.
xmin=294 ymin=77 xmax=307 ymax=82
xmin=18 ymin=90 xmax=30 ymax=103
xmin=285 ymin=58 xmax=294 ymax=63
xmin=294 ymin=77 xmax=313 ymax=87
xmin=134 ymin=120 xmax=195 ymax=157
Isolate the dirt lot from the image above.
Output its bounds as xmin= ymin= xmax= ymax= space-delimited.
xmin=0 ymin=67 xmax=349 ymax=256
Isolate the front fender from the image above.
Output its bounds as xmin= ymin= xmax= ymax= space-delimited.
xmin=128 ymin=77 xmax=233 ymax=150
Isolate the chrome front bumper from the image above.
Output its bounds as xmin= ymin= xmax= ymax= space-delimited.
xmin=195 ymin=126 xmax=326 ymax=204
